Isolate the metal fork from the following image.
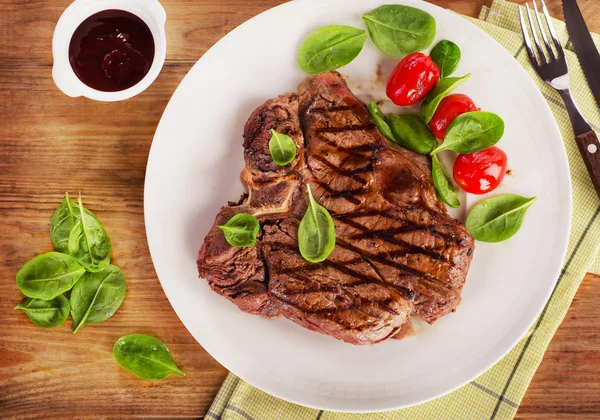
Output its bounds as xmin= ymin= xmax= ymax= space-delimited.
xmin=520 ymin=0 xmax=600 ymax=198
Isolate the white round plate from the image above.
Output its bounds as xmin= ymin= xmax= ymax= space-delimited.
xmin=145 ymin=0 xmax=571 ymax=412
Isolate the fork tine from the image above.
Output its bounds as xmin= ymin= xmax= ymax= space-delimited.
xmin=519 ymin=5 xmax=539 ymax=67
xmin=532 ymin=0 xmax=555 ymax=60
xmin=540 ymin=0 xmax=564 ymax=58
xmin=526 ymin=3 xmax=547 ymax=64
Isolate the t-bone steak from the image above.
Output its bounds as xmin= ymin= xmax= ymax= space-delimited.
xmin=197 ymin=71 xmax=474 ymax=345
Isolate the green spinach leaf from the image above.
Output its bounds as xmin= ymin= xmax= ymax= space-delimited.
xmin=430 ymin=40 xmax=461 ymax=78
xmin=113 ymin=334 xmax=185 ymax=380
xmin=68 ymin=194 xmax=111 ymax=272
xmin=368 ymin=102 xmax=395 ymax=141
xmin=15 ymin=295 xmax=70 ymax=328
xmin=431 ymin=111 xmax=505 ymax=155
xmin=466 ymin=194 xmax=537 ymax=242
xmin=269 ymin=129 xmax=296 ymax=166
xmin=363 ymin=5 xmax=436 ymax=56
xmin=298 ymin=25 xmax=366 ymax=74
xmin=431 ymin=155 xmax=460 ymax=208
xmin=218 ymin=213 xmax=260 ymax=248
xmin=70 ymin=264 xmax=127 ymax=334
xmin=16 ymin=252 xmax=85 ymax=299
xmin=387 ymin=114 xmax=438 ymax=154
xmin=298 ymin=185 xmax=336 ymax=263
xmin=50 ymin=193 xmax=78 ymax=253
xmin=420 ymin=74 xmax=471 ymax=124
xmin=50 ymin=193 xmax=97 ymax=253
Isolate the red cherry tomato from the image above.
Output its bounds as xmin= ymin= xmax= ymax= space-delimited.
xmin=453 ymin=146 xmax=508 ymax=195
xmin=386 ymin=53 xmax=440 ymax=106
xmin=429 ymin=94 xmax=478 ymax=139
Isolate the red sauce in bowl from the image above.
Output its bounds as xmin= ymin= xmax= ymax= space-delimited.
xmin=69 ymin=10 xmax=155 ymax=92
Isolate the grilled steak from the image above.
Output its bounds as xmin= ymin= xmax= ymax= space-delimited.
xmin=198 ymin=72 xmax=474 ymax=345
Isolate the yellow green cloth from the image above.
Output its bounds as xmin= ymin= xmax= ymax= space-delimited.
xmin=207 ymin=1 xmax=600 ymax=419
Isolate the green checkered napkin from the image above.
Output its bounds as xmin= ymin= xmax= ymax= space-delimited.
xmin=207 ymin=1 xmax=600 ymax=418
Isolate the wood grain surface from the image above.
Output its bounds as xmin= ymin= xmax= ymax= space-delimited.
xmin=0 ymin=0 xmax=598 ymax=418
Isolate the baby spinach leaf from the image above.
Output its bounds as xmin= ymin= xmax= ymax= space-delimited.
xmin=15 ymin=295 xmax=70 ymax=328
xmin=16 ymin=252 xmax=85 ymax=300
xmin=68 ymin=194 xmax=111 ymax=272
xmin=50 ymin=193 xmax=78 ymax=253
xmin=70 ymin=264 xmax=127 ymax=334
xmin=363 ymin=5 xmax=436 ymax=56
xmin=113 ymin=334 xmax=185 ymax=380
xmin=431 ymin=111 xmax=505 ymax=155
xmin=420 ymin=74 xmax=471 ymax=124
xmin=387 ymin=114 xmax=438 ymax=155
xmin=218 ymin=213 xmax=260 ymax=248
xmin=50 ymin=193 xmax=99 ymax=254
xmin=297 ymin=25 xmax=366 ymax=74
xmin=368 ymin=102 xmax=395 ymax=141
xmin=269 ymin=129 xmax=296 ymax=166
xmin=431 ymin=155 xmax=460 ymax=208
xmin=298 ymin=185 xmax=336 ymax=263
xmin=430 ymin=40 xmax=461 ymax=79
xmin=466 ymin=194 xmax=537 ymax=242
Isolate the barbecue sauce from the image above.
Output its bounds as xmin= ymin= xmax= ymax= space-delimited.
xmin=69 ymin=10 xmax=155 ymax=92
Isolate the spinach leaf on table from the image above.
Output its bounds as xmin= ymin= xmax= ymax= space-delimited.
xmin=218 ymin=213 xmax=260 ymax=248
xmin=298 ymin=25 xmax=366 ymax=74
xmin=431 ymin=111 xmax=505 ymax=155
xmin=15 ymin=295 xmax=70 ymax=328
xmin=298 ymin=185 xmax=336 ymax=263
xmin=50 ymin=193 xmax=79 ymax=253
xmin=466 ymin=194 xmax=537 ymax=242
xmin=269 ymin=129 xmax=296 ymax=166
xmin=387 ymin=114 xmax=438 ymax=155
xmin=50 ymin=192 xmax=97 ymax=253
xmin=363 ymin=5 xmax=436 ymax=56
xmin=68 ymin=194 xmax=111 ymax=272
xmin=16 ymin=252 xmax=85 ymax=300
xmin=113 ymin=334 xmax=185 ymax=380
xmin=430 ymin=40 xmax=461 ymax=79
xmin=420 ymin=74 xmax=471 ymax=124
xmin=70 ymin=264 xmax=127 ymax=334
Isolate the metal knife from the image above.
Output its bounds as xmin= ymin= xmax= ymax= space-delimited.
xmin=562 ymin=0 xmax=600 ymax=110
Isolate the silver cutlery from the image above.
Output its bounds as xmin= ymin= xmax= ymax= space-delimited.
xmin=519 ymin=0 xmax=600 ymax=198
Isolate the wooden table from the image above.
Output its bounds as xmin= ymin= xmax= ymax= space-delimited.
xmin=1 ymin=0 xmax=598 ymax=418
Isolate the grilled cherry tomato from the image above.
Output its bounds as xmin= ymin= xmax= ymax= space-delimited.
xmin=429 ymin=93 xmax=478 ymax=139
xmin=386 ymin=53 xmax=440 ymax=106
xmin=453 ymin=146 xmax=508 ymax=195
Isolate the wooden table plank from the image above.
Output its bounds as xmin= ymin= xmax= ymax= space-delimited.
xmin=0 ymin=0 xmax=598 ymax=418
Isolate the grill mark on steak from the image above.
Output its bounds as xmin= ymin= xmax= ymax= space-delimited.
xmin=308 ymin=105 xmax=354 ymax=113
xmin=197 ymin=71 xmax=474 ymax=345
xmin=274 ymin=290 xmax=401 ymax=319
xmin=316 ymin=138 xmax=381 ymax=155
xmin=333 ymin=210 xmax=464 ymax=245
xmin=276 ymin=258 xmax=415 ymax=303
xmin=316 ymin=123 xmax=376 ymax=133
xmin=313 ymin=181 xmax=368 ymax=202
xmin=335 ymin=216 xmax=449 ymax=261
xmin=277 ymin=257 xmax=365 ymax=274
xmin=310 ymin=154 xmax=373 ymax=181
xmin=335 ymin=238 xmax=442 ymax=283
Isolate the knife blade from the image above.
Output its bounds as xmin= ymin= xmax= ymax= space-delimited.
xmin=562 ymin=0 xmax=600 ymax=111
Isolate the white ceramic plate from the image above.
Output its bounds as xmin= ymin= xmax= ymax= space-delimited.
xmin=145 ymin=0 xmax=571 ymax=412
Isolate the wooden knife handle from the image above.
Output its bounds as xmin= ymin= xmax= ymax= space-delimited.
xmin=575 ymin=130 xmax=600 ymax=198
